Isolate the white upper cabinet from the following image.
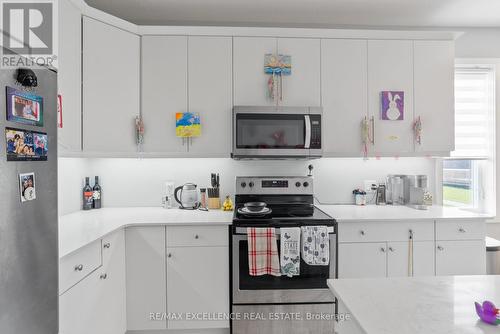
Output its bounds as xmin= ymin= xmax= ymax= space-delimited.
xmin=233 ymin=37 xmax=320 ymax=107
xmin=187 ymin=36 xmax=232 ymax=157
xmin=277 ymin=38 xmax=321 ymax=107
xmin=233 ymin=37 xmax=277 ymax=106
xmin=57 ymin=0 xmax=81 ymax=154
xmin=368 ymin=40 xmax=414 ymax=155
xmin=321 ymin=39 xmax=368 ymax=156
xmin=414 ymin=40 xmax=455 ymax=154
xmin=141 ymin=36 xmax=188 ymax=155
xmin=82 ymin=17 xmax=140 ymax=154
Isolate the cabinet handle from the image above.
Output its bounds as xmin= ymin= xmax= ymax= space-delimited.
xmin=74 ymin=264 xmax=83 ymax=271
xmin=458 ymin=228 xmax=466 ymax=233
xmin=103 ymin=242 xmax=111 ymax=249
xmin=388 ymin=247 xmax=395 ymax=252
xmin=380 ymin=247 xmax=386 ymax=253
xmin=100 ymin=273 xmax=107 ymax=280
xmin=370 ymin=116 xmax=375 ymax=145
xmin=195 ymin=234 xmax=199 ymax=239
xmin=168 ymin=253 xmax=172 ymax=258
xmin=437 ymin=245 xmax=444 ymax=251
xmin=360 ymin=230 xmax=365 ymax=236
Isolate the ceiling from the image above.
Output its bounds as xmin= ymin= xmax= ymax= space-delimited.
xmin=84 ymin=0 xmax=500 ymax=28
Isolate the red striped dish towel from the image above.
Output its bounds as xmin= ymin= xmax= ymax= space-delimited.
xmin=247 ymin=227 xmax=281 ymax=276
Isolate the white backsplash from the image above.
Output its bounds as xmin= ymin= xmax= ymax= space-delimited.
xmin=58 ymin=157 xmax=437 ymax=216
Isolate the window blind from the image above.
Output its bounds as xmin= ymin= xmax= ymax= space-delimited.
xmin=452 ymin=68 xmax=495 ymax=159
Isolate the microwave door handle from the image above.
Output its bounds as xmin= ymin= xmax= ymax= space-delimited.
xmin=304 ymin=115 xmax=311 ymax=149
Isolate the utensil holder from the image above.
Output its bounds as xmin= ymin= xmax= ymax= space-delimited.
xmin=208 ymin=197 xmax=221 ymax=210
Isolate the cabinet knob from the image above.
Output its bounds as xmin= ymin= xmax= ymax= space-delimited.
xmin=74 ymin=264 xmax=83 ymax=271
xmin=168 ymin=253 xmax=172 ymax=258
xmin=99 ymin=273 xmax=107 ymax=280
xmin=458 ymin=228 xmax=466 ymax=233
xmin=380 ymin=247 xmax=386 ymax=253
xmin=437 ymin=245 xmax=444 ymax=251
xmin=103 ymin=242 xmax=111 ymax=249
xmin=360 ymin=230 xmax=365 ymax=236
xmin=388 ymin=247 xmax=395 ymax=252
xmin=195 ymin=235 xmax=199 ymax=239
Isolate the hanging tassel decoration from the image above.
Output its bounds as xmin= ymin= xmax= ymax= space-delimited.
xmin=413 ymin=116 xmax=422 ymax=145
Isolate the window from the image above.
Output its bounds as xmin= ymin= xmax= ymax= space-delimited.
xmin=443 ymin=66 xmax=495 ymax=211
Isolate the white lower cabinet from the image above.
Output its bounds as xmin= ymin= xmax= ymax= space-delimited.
xmin=59 ymin=230 xmax=126 ymax=334
xmin=125 ymin=226 xmax=167 ymax=330
xmin=338 ymin=242 xmax=387 ymax=278
xmin=166 ymin=246 xmax=229 ymax=329
xmin=435 ymin=240 xmax=486 ymax=276
xmin=387 ymin=241 xmax=435 ymax=277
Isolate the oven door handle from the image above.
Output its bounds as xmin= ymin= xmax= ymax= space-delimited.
xmin=234 ymin=226 xmax=335 ymax=235
xmin=304 ymin=115 xmax=311 ymax=149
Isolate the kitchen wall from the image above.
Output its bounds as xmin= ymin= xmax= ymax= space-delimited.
xmin=58 ymin=157 xmax=436 ymax=215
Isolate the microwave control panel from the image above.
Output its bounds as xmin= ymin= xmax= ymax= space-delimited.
xmin=310 ymin=115 xmax=322 ymax=149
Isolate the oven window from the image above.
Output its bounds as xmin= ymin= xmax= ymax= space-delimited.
xmin=238 ymin=240 xmax=330 ymax=290
xmin=236 ymin=114 xmax=305 ymax=149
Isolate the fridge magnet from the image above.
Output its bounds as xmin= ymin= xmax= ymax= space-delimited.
xmin=57 ymin=94 xmax=63 ymax=128
xmin=381 ymin=91 xmax=404 ymax=121
xmin=19 ymin=172 xmax=36 ymax=202
xmin=6 ymin=86 xmax=43 ymax=126
xmin=175 ymin=112 xmax=201 ymax=137
xmin=5 ymin=127 xmax=48 ymax=161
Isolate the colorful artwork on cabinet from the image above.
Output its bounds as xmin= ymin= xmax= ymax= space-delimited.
xmin=175 ymin=112 xmax=201 ymax=137
xmin=264 ymin=54 xmax=291 ymax=75
xmin=381 ymin=91 xmax=404 ymax=121
xmin=6 ymin=86 xmax=43 ymax=126
xmin=5 ymin=127 xmax=48 ymax=161
xmin=19 ymin=172 xmax=36 ymax=202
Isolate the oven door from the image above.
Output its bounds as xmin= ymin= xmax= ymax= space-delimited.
xmin=232 ymin=226 xmax=336 ymax=304
xmin=232 ymin=106 xmax=322 ymax=159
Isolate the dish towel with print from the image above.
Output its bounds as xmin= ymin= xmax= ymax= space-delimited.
xmin=247 ymin=227 xmax=281 ymax=276
xmin=301 ymin=226 xmax=330 ymax=266
xmin=280 ymin=227 xmax=301 ymax=277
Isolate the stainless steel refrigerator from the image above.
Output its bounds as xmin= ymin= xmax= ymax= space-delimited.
xmin=0 ymin=62 xmax=58 ymax=333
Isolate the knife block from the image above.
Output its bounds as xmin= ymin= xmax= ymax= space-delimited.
xmin=208 ymin=197 xmax=221 ymax=210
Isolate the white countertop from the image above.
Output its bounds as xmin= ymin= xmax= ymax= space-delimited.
xmin=317 ymin=204 xmax=492 ymax=222
xmin=328 ymin=275 xmax=500 ymax=334
xmin=58 ymin=207 xmax=233 ymax=258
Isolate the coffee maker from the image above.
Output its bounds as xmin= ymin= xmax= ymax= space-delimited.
xmin=406 ymin=175 xmax=432 ymax=210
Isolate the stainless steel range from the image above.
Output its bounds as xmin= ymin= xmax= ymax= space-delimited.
xmin=231 ymin=176 xmax=337 ymax=334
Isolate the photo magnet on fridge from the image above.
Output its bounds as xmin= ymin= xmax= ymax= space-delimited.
xmin=5 ymin=127 xmax=48 ymax=161
xmin=6 ymin=86 xmax=43 ymax=126
xmin=19 ymin=172 xmax=36 ymax=202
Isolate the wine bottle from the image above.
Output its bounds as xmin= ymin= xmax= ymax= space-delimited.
xmin=83 ymin=177 xmax=93 ymax=210
xmin=93 ymin=176 xmax=102 ymax=209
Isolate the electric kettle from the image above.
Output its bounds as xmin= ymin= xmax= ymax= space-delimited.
xmin=174 ymin=183 xmax=200 ymax=209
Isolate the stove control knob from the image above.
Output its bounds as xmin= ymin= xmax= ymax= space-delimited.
xmin=303 ymin=181 xmax=309 ymax=187
xmin=240 ymin=182 xmax=247 ymax=188
xmin=248 ymin=182 xmax=254 ymax=188
xmin=295 ymin=182 xmax=301 ymax=187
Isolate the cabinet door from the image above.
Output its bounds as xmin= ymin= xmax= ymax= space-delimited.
xmin=233 ymin=37 xmax=277 ymax=106
xmin=166 ymin=246 xmax=229 ymax=329
xmin=188 ymin=36 xmax=232 ymax=156
xmin=387 ymin=241 xmax=435 ymax=277
xmin=57 ymin=0 xmax=81 ymax=154
xmin=436 ymin=240 xmax=486 ymax=276
xmin=338 ymin=242 xmax=387 ymax=278
xmin=368 ymin=40 xmax=414 ymax=155
xmin=277 ymin=38 xmax=321 ymax=107
xmin=82 ymin=17 xmax=140 ymax=154
xmin=142 ymin=36 xmax=188 ymax=154
xmin=414 ymin=41 xmax=455 ymax=154
xmin=321 ymin=39 xmax=368 ymax=156
xmin=59 ymin=231 xmax=125 ymax=334
xmin=125 ymin=227 xmax=167 ymax=330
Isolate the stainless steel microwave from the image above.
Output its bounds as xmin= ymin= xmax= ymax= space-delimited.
xmin=232 ymin=106 xmax=322 ymax=159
